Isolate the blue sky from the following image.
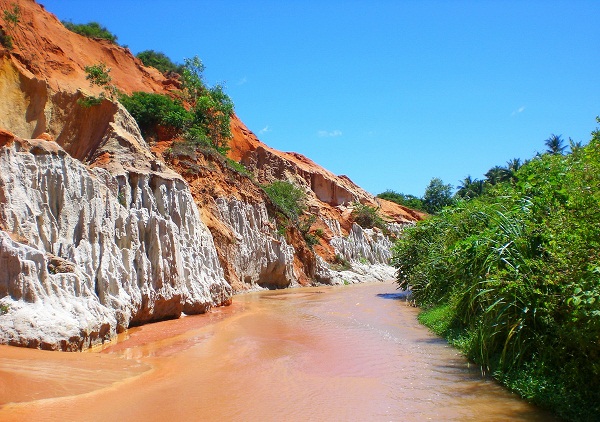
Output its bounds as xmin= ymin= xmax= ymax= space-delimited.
xmin=41 ymin=0 xmax=599 ymax=196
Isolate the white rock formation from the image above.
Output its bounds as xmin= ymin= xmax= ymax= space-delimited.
xmin=0 ymin=138 xmax=230 ymax=350
xmin=316 ymin=218 xmax=400 ymax=285
xmin=327 ymin=219 xmax=394 ymax=264
xmin=214 ymin=197 xmax=296 ymax=289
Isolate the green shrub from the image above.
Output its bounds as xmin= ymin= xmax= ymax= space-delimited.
xmin=136 ymin=50 xmax=182 ymax=74
xmin=63 ymin=21 xmax=118 ymax=44
xmin=189 ymin=84 xmax=233 ymax=154
xmin=1 ymin=3 xmax=20 ymax=50
xmin=121 ymin=56 xmax=234 ymax=155
xmin=165 ymin=140 xmax=199 ymax=161
xmin=0 ymin=303 xmax=9 ymax=315
xmin=351 ymin=203 xmax=389 ymax=233
xmin=225 ymin=158 xmax=251 ymax=177
xmin=85 ymin=63 xmax=112 ymax=87
xmin=392 ymin=119 xmax=600 ymax=421
xmin=78 ymin=62 xmax=118 ymax=107
xmin=263 ymin=180 xmax=306 ymax=222
xmin=377 ymin=190 xmax=425 ymax=212
xmin=77 ymin=95 xmax=103 ymax=108
xmin=119 ymin=92 xmax=190 ymax=138
xmin=422 ymin=177 xmax=454 ymax=214
xmin=331 ymin=254 xmax=351 ymax=271
xmin=0 ymin=28 xmax=13 ymax=49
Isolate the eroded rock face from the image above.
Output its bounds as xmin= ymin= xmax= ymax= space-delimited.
xmin=0 ymin=138 xmax=230 ymax=350
xmin=315 ymin=218 xmax=400 ymax=285
xmin=214 ymin=198 xmax=296 ymax=289
xmin=328 ymin=220 xmax=394 ymax=265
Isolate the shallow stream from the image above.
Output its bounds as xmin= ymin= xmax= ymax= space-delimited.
xmin=0 ymin=282 xmax=555 ymax=421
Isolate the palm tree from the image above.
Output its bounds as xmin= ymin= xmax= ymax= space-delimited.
xmin=485 ymin=166 xmax=511 ymax=185
xmin=545 ymin=134 xmax=567 ymax=155
xmin=569 ymin=138 xmax=584 ymax=153
xmin=506 ymin=158 xmax=522 ymax=173
xmin=457 ymin=175 xmax=485 ymax=199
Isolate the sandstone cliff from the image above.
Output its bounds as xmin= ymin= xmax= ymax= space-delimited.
xmin=0 ymin=0 xmax=423 ymax=349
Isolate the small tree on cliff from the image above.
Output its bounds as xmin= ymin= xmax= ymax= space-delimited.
xmin=136 ymin=50 xmax=182 ymax=74
xmin=79 ymin=62 xmax=118 ymax=107
xmin=1 ymin=3 xmax=21 ymax=50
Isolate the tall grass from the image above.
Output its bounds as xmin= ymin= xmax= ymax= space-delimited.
xmin=393 ymin=122 xmax=600 ymax=421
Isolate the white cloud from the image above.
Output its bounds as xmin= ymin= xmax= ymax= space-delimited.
xmin=317 ymin=129 xmax=342 ymax=138
xmin=511 ymin=106 xmax=525 ymax=116
xmin=259 ymin=125 xmax=270 ymax=134
xmin=237 ymin=77 xmax=247 ymax=86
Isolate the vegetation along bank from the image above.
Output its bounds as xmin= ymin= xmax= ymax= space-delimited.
xmin=391 ymin=124 xmax=600 ymax=421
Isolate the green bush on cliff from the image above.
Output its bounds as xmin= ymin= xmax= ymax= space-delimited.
xmin=120 ymin=56 xmax=233 ymax=155
xmin=0 ymin=27 xmax=12 ymax=49
xmin=78 ymin=62 xmax=118 ymax=107
xmin=377 ymin=190 xmax=425 ymax=212
xmin=351 ymin=203 xmax=389 ymax=233
xmin=391 ymin=118 xmax=600 ymax=421
xmin=119 ymin=92 xmax=190 ymax=138
xmin=136 ymin=50 xmax=182 ymax=74
xmin=263 ymin=180 xmax=306 ymax=222
xmin=62 ymin=21 xmax=118 ymax=44
xmin=1 ymin=3 xmax=21 ymax=50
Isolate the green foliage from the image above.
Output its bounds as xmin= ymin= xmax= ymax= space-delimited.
xmin=79 ymin=63 xmax=118 ymax=107
xmin=392 ymin=120 xmax=600 ymax=421
xmin=120 ymin=56 xmax=234 ymax=155
xmin=1 ymin=3 xmax=20 ymax=50
xmin=351 ymin=203 xmax=389 ymax=233
xmin=136 ymin=50 xmax=181 ymax=74
xmin=377 ymin=190 xmax=425 ymax=212
xmin=0 ymin=28 xmax=12 ymax=49
xmin=62 ymin=21 xmax=118 ymax=44
xmin=455 ymin=175 xmax=485 ymax=200
xmin=85 ymin=63 xmax=112 ymax=87
xmin=262 ymin=180 xmax=306 ymax=222
xmin=77 ymin=95 xmax=103 ymax=108
xmin=261 ymin=180 xmax=314 ymax=244
xmin=3 ymin=3 xmax=20 ymax=28
xmin=225 ymin=158 xmax=251 ymax=177
xmin=180 ymin=56 xmax=206 ymax=101
xmin=544 ymin=133 xmax=566 ymax=155
xmin=117 ymin=187 xmax=126 ymax=207
xmin=331 ymin=254 xmax=351 ymax=271
xmin=298 ymin=215 xmax=320 ymax=248
xmin=484 ymin=159 xmax=521 ymax=186
xmin=422 ymin=177 xmax=454 ymax=214
xmin=179 ymin=57 xmax=234 ymax=153
xmin=188 ymin=84 xmax=233 ymax=154
xmin=119 ymin=92 xmax=189 ymax=137
xmin=0 ymin=303 xmax=9 ymax=315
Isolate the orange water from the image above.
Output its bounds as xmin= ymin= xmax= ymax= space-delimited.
xmin=0 ymin=282 xmax=554 ymax=421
